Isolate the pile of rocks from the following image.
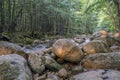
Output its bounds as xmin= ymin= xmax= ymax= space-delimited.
xmin=0 ymin=30 xmax=120 ymax=80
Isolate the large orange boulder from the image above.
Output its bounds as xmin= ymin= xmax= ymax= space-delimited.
xmin=52 ymin=39 xmax=84 ymax=62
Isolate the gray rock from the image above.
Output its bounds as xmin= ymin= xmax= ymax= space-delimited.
xmin=0 ymin=54 xmax=32 ymax=80
xmin=73 ymin=69 xmax=120 ymax=80
xmin=110 ymin=46 xmax=120 ymax=52
xmin=43 ymin=56 xmax=62 ymax=71
xmin=28 ymin=53 xmax=45 ymax=74
xmin=82 ymin=52 xmax=120 ymax=70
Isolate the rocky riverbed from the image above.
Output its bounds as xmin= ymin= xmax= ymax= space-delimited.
xmin=0 ymin=30 xmax=120 ymax=80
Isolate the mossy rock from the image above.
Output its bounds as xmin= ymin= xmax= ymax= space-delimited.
xmin=0 ymin=54 xmax=32 ymax=80
xmin=82 ymin=52 xmax=120 ymax=70
xmin=82 ymin=40 xmax=112 ymax=55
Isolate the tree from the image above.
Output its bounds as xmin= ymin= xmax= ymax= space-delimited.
xmin=0 ymin=0 xmax=4 ymax=33
xmin=113 ymin=0 xmax=120 ymax=31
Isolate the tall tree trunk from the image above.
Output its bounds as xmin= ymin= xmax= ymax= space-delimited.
xmin=113 ymin=0 xmax=120 ymax=31
xmin=12 ymin=0 xmax=15 ymax=20
xmin=0 ymin=0 xmax=4 ymax=33
xmin=8 ymin=8 xmax=22 ymax=32
xmin=8 ymin=0 xmax=11 ymax=22
xmin=117 ymin=0 xmax=120 ymax=31
xmin=0 ymin=1 xmax=2 ymax=33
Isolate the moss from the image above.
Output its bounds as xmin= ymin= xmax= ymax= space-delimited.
xmin=0 ymin=62 xmax=20 ymax=80
xmin=24 ymin=37 xmax=34 ymax=44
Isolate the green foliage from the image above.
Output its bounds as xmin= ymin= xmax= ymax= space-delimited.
xmin=0 ymin=0 xmax=118 ymax=38
xmin=72 ymin=0 xmax=117 ymax=33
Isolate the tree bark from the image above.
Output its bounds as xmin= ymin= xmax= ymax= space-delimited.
xmin=0 ymin=1 xmax=2 ymax=33
xmin=0 ymin=0 xmax=4 ymax=33
xmin=113 ymin=0 xmax=120 ymax=31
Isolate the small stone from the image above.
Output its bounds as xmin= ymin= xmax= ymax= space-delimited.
xmin=74 ymin=38 xmax=85 ymax=44
xmin=46 ymin=79 xmax=53 ymax=80
xmin=72 ymin=65 xmax=84 ymax=74
xmin=57 ymin=58 xmax=64 ymax=64
xmin=47 ymin=74 xmax=59 ymax=80
xmin=34 ymin=74 xmax=46 ymax=80
xmin=58 ymin=68 xmax=68 ymax=78
xmin=50 ymin=53 xmax=57 ymax=59
xmin=33 ymin=74 xmax=39 ymax=80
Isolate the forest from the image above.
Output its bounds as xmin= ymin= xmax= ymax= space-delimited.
xmin=0 ymin=0 xmax=120 ymax=39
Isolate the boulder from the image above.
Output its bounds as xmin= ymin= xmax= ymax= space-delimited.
xmin=0 ymin=54 xmax=32 ymax=80
xmin=90 ymin=30 xmax=117 ymax=47
xmin=114 ymin=32 xmax=120 ymax=41
xmin=52 ymin=39 xmax=84 ymax=62
xmin=82 ymin=40 xmax=112 ymax=55
xmin=90 ymin=30 xmax=108 ymax=40
xmin=73 ymin=69 xmax=120 ymax=80
xmin=28 ymin=53 xmax=45 ymax=74
xmin=105 ymin=36 xmax=117 ymax=46
xmin=93 ymin=36 xmax=117 ymax=47
xmin=82 ymin=52 xmax=120 ymax=70
xmin=0 ymin=41 xmax=26 ymax=57
xmin=43 ymin=56 xmax=62 ymax=71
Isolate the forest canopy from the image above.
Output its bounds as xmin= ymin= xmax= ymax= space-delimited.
xmin=0 ymin=0 xmax=120 ymax=38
